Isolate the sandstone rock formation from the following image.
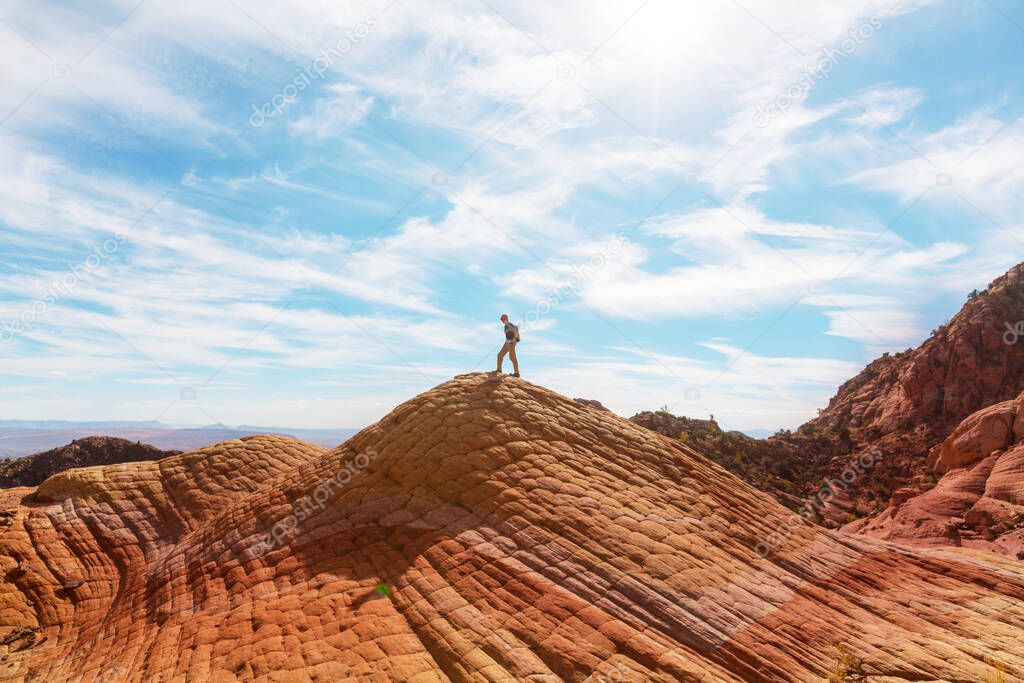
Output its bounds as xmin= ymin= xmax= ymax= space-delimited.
xmin=810 ymin=263 xmax=1024 ymax=442
xmin=1 ymin=375 xmax=1022 ymax=681
xmin=801 ymin=261 xmax=1024 ymax=507
xmin=0 ymin=437 xmax=179 ymax=489
xmin=636 ymin=262 xmax=1024 ymax=533
xmin=850 ymin=391 xmax=1024 ymax=558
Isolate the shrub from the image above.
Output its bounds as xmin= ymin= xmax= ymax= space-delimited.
xmin=828 ymin=643 xmax=867 ymax=682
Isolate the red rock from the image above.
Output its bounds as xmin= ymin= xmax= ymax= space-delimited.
xmin=889 ymin=487 xmax=919 ymax=511
xmin=937 ymin=394 xmax=1022 ymax=470
xmin=856 ymin=393 xmax=1024 ymax=558
xmin=0 ymin=377 xmax=1023 ymax=680
xmin=637 ymin=263 xmax=1024 ymax=542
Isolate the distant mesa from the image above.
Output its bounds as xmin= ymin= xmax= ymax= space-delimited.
xmin=0 ymin=422 xmax=358 ymax=459
xmin=0 ymin=436 xmax=178 ymax=489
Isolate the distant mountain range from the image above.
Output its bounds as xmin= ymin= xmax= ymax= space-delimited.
xmin=0 ymin=420 xmax=174 ymax=430
xmin=0 ymin=421 xmax=359 ymax=459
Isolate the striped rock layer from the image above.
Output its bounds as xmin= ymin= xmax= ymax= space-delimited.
xmin=1 ymin=373 xmax=1022 ymax=681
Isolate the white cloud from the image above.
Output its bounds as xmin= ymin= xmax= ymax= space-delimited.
xmin=822 ymin=307 xmax=923 ymax=354
xmin=843 ymin=85 xmax=924 ymax=128
xmin=3 ymin=0 xmax=1001 ymax=434
xmin=288 ymin=84 xmax=374 ymax=140
xmin=533 ymin=343 xmax=862 ymax=433
xmin=847 ymin=108 xmax=1024 ymax=221
xmin=498 ymin=204 xmax=965 ymax=348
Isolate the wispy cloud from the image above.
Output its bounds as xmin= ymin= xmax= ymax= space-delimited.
xmin=0 ymin=0 xmax=1015 ymax=433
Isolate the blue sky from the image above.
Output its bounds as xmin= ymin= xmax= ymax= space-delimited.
xmin=0 ymin=0 xmax=1022 ymax=434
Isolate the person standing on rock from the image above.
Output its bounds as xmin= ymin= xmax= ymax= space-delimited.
xmin=496 ymin=314 xmax=520 ymax=377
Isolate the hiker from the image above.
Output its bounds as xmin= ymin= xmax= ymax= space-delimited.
xmin=496 ymin=313 xmax=520 ymax=376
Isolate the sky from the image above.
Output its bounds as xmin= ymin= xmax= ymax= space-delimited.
xmin=0 ymin=0 xmax=1022 ymax=435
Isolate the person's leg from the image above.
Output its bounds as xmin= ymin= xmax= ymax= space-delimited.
xmin=509 ymin=344 xmax=519 ymax=375
xmin=497 ymin=343 xmax=508 ymax=372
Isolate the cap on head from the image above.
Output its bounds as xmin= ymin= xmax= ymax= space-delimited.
xmin=500 ymin=313 xmax=509 ymax=321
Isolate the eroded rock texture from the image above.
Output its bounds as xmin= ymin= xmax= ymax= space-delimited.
xmin=811 ymin=263 xmax=1024 ymax=442
xmin=1 ymin=375 xmax=1022 ymax=681
xmin=635 ymin=263 xmax=1024 ymax=531
xmin=853 ymin=391 xmax=1024 ymax=558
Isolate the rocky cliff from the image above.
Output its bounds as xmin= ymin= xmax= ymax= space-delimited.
xmin=849 ymin=391 xmax=1024 ymax=558
xmin=810 ymin=263 xmax=1024 ymax=443
xmin=636 ymin=262 xmax=1024 ymax=536
xmin=1 ymin=374 xmax=1021 ymax=681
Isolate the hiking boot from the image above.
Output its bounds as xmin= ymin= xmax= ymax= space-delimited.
xmin=513 ymin=372 xmax=520 ymax=377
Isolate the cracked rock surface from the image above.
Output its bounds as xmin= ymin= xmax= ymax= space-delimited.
xmin=853 ymin=390 xmax=1024 ymax=558
xmin=1 ymin=373 xmax=1022 ymax=681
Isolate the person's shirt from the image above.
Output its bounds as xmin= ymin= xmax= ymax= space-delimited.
xmin=504 ymin=321 xmax=518 ymax=342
